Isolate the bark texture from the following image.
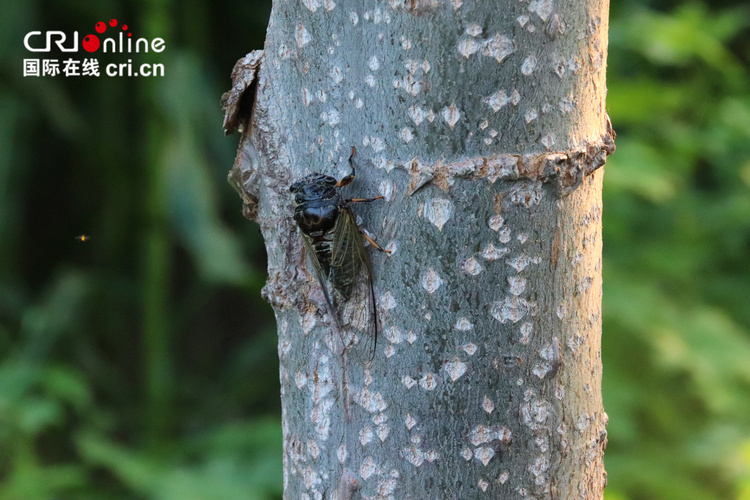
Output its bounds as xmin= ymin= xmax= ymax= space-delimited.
xmin=224 ymin=0 xmax=614 ymax=498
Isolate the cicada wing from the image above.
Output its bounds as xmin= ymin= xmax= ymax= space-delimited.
xmin=300 ymin=233 xmax=343 ymax=337
xmin=329 ymin=208 xmax=378 ymax=365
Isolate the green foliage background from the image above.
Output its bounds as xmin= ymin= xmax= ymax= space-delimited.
xmin=0 ymin=0 xmax=749 ymax=499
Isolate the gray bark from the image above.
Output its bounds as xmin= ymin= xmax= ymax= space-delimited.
xmin=224 ymin=0 xmax=614 ymax=498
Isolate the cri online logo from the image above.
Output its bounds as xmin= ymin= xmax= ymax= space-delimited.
xmin=24 ymin=18 xmax=165 ymax=53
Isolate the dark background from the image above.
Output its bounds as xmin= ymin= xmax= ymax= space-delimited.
xmin=1 ymin=1 xmax=749 ymax=499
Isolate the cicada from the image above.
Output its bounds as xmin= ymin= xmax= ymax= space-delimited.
xmin=290 ymin=147 xmax=389 ymax=362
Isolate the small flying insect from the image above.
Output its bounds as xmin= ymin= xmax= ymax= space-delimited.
xmin=290 ymin=147 xmax=390 ymax=362
xmin=75 ymin=234 xmax=91 ymax=242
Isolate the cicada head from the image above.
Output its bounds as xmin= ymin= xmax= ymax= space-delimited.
xmin=290 ymin=174 xmax=341 ymax=236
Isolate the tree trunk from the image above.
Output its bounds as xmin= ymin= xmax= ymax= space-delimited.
xmin=224 ymin=0 xmax=615 ymax=497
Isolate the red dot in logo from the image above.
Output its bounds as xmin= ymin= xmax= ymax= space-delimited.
xmin=109 ymin=19 xmax=118 ymax=27
xmin=95 ymin=22 xmax=106 ymax=33
xmin=128 ymin=32 xmax=132 ymax=37
xmin=82 ymin=34 xmax=100 ymax=52
xmin=122 ymin=24 xmax=128 ymax=30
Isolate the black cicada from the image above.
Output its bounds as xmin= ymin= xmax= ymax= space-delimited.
xmin=290 ymin=147 xmax=389 ymax=362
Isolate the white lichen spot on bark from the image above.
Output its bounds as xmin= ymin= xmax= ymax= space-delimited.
xmin=521 ymin=55 xmax=537 ymax=76
xmin=402 ymin=375 xmax=416 ymax=388
xmin=507 ymin=254 xmax=531 ymax=272
xmin=532 ymin=363 xmax=550 ymax=379
xmin=499 ymin=470 xmax=510 ymax=484
xmin=400 ymin=127 xmax=414 ymax=143
xmin=525 ymin=107 xmax=538 ymax=123
xmin=393 ymin=73 xmax=423 ymax=96
xmin=376 ymin=477 xmax=398 ymax=496
xmin=303 ymin=466 xmax=321 ymax=490
xmin=406 ymin=330 xmax=417 ymax=344
xmin=337 ymin=444 xmax=348 ymax=463
xmin=320 ymin=109 xmax=340 ymax=127
xmin=330 ymin=66 xmax=343 ymax=84
xmin=324 ymin=0 xmax=335 ymax=11
xmin=475 ymin=447 xmax=495 ymax=466
xmin=576 ymin=276 xmax=594 ymax=295
xmin=419 ymin=372 xmax=438 ymax=390
xmin=479 ymin=478 xmax=490 ymax=491
xmin=296 ymin=24 xmax=312 ymax=48
xmin=461 ymin=343 xmax=478 ymax=356
xmin=491 ymin=296 xmax=529 ymax=323
xmin=481 ymin=243 xmax=510 ymax=262
xmin=279 ymin=339 xmax=292 ymax=357
xmin=483 ymin=33 xmax=515 ymax=63
xmin=354 ymin=388 xmax=388 ymax=413
xmin=461 ymin=447 xmax=473 ymax=460
xmin=359 ymin=426 xmax=374 ymax=446
xmin=308 ymin=440 xmax=320 ymax=459
xmin=379 ymin=290 xmax=397 ymax=310
xmin=368 ymin=56 xmax=380 ymax=71
xmin=451 ymin=0 xmax=463 ymax=9
xmin=508 ymin=276 xmax=527 ymax=295
xmin=567 ymin=334 xmax=585 ymax=353
xmin=540 ymin=133 xmax=556 ymax=150
xmin=302 ymin=88 xmax=313 ymax=106
xmin=385 ymin=325 xmax=404 ymax=344
xmin=488 ymin=215 xmax=505 ymax=231
xmin=443 ymin=359 xmax=469 ymax=381
xmin=470 ymin=425 xmax=511 ymax=447
xmin=483 ymin=395 xmax=495 ymax=414
xmin=517 ymin=232 xmax=529 ymax=244
xmin=363 ymin=135 xmax=385 ymax=152
xmin=465 ymin=23 xmax=483 ymax=37
xmin=407 ymin=105 xmax=428 ymax=126
xmin=520 ymin=391 xmax=552 ymax=431
xmin=405 ymin=413 xmax=417 ymax=430
xmin=517 ymin=14 xmax=530 ymax=27
xmin=458 ymin=38 xmax=481 ymax=58
xmin=403 ymin=446 xmax=425 ymax=467
xmin=556 ymin=304 xmax=567 ymax=319
xmin=349 ymin=11 xmax=358 ymax=24
xmin=425 ymin=449 xmax=439 ymax=462
xmin=509 ymin=181 xmax=545 ymax=207
xmin=301 ymin=310 xmax=317 ymax=334
xmin=454 ymin=317 xmax=474 ymax=331
xmin=520 ymin=322 xmax=533 ymax=344
xmin=498 ymin=227 xmax=512 ymax=243
xmin=384 ymin=345 xmax=396 ymax=358
xmin=360 ymin=456 xmax=378 ymax=480
xmin=420 ymin=268 xmax=444 ymax=293
xmin=311 ymin=398 xmax=334 ymax=439
xmin=529 ymin=455 xmax=551 ymax=479
xmin=295 ymin=370 xmax=307 ymax=389
xmin=365 ymin=74 xmax=376 ymax=87
xmin=556 ymin=382 xmax=565 ymax=399
xmin=302 ymin=0 xmax=321 ymax=12
xmin=485 ymin=90 xmax=510 ymax=112
xmin=529 ymin=0 xmax=554 ymax=22
xmin=377 ymin=424 xmax=390 ymax=442
xmin=462 ymin=257 xmax=484 ymax=276
xmin=424 ymin=198 xmax=453 ymax=230
xmin=378 ymin=179 xmax=396 ymax=202
xmin=441 ymin=104 xmax=461 ymax=128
